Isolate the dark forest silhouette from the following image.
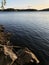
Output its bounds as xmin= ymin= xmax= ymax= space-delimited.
xmin=0 ymin=8 xmax=49 ymax=11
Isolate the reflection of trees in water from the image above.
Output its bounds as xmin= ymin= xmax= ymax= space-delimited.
xmin=1 ymin=0 xmax=6 ymax=9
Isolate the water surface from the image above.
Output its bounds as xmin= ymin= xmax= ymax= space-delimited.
xmin=0 ymin=12 xmax=49 ymax=65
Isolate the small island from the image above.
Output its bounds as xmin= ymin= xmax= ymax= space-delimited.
xmin=39 ymin=8 xmax=49 ymax=11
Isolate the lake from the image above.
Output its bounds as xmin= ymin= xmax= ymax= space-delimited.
xmin=0 ymin=12 xmax=49 ymax=65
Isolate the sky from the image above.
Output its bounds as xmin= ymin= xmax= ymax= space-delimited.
xmin=0 ymin=0 xmax=49 ymax=9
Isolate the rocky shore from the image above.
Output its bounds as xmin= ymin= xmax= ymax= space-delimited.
xmin=0 ymin=25 xmax=40 ymax=65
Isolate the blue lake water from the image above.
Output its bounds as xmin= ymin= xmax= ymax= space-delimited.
xmin=0 ymin=12 xmax=49 ymax=65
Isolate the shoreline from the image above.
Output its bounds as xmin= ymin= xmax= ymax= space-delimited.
xmin=0 ymin=8 xmax=49 ymax=12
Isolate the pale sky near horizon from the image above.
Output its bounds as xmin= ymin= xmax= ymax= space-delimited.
xmin=0 ymin=0 xmax=49 ymax=9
